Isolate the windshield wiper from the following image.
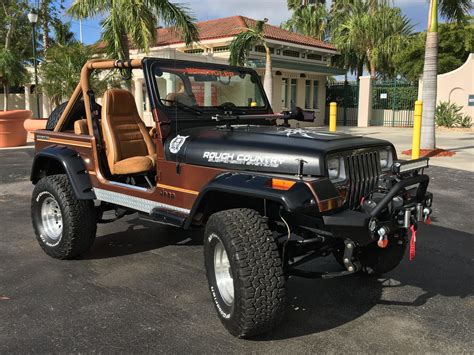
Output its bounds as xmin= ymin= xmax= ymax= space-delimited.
xmin=161 ymin=99 xmax=202 ymax=115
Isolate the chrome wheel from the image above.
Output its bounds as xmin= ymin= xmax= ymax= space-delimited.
xmin=41 ymin=196 xmax=63 ymax=243
xmin=213 ymin=236 xmax=234 ymax=306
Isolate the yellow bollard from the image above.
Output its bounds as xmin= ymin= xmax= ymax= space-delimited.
xmin=412 ymin=100 xmax=423 ymax=159
xmin=329 ymin=102 xmax=337 ymax=132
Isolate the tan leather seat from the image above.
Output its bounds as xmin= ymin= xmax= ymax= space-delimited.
xmin=74 ymin=119 xmax=89 ymax=135
xmin=101 ymin=89 xmax=156 ymax=175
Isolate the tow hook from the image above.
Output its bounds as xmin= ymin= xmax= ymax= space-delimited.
xmin=423 ymin=207 xmax=432 ymax=224
xmin=377 ymin=226 xmax=389 ymax=248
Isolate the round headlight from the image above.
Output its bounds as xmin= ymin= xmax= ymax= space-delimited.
xmin=327 ymin=158 xmax=340 ymax=179
xmin=327 ymin=157 xmax=346 ymax=182
xmin=379 ymin=148 xmax=393 ymax=170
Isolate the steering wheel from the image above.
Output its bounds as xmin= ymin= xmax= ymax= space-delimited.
xmin=219 ymin=102 xmax=237 ymax=109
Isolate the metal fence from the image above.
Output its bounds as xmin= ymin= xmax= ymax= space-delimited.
xmin=325 ymin=81 xmax=359 ymax=126
xmin=371 ymin=80 xmax=418 ymax=127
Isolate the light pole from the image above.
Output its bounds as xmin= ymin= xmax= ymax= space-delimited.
xmin=28 ymin=9 xmax=40 ymax=118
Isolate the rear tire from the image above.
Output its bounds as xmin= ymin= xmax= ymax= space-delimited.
xmin=31 ymin=174 xmax=97 ymax=259
xmin=204 ymin=209 xmax=285 ymax=338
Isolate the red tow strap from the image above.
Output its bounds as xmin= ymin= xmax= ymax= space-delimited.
xmin=409 ymin=225 xmax=417 ymax=261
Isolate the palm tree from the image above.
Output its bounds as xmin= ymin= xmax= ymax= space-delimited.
xmin=229 ymin=19 xmax=273 ymax=105
xmin=331 ymin=1 xmax=412 ymax=78
xmin=67 ymin=0 xmax=199 ymax=61
xmin=287 ymin=0 xmax=326 ymax=10
xmin=420 ymin=0 xmax=472 ymax=150
xmin=1 ymin=1 xmax=28 ymax=111
xmin=283 ymin=3 xmax=329 ymax=41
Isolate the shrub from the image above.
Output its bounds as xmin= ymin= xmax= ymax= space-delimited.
xmin=435 ymin=101 xmax=472 ymax=128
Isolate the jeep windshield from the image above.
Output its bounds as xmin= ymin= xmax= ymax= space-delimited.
xmin=153 ymin=65 xmax=267 ymax=113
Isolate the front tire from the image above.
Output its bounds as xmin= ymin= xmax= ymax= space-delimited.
xmin=204 ymin=209 xmax=285 ymax=338
xmin=31 ymin=175 xmax=97 ymax=259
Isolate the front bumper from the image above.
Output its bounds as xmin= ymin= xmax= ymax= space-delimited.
xmin=323 ymin=173 xmax=432 ymax=246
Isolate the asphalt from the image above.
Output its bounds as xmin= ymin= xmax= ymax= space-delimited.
xmin=0 ymin=148 xmax=473 ymax=353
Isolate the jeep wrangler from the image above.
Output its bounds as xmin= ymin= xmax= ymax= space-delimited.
xmin=30 ymin=58 xmax=433 ymax=338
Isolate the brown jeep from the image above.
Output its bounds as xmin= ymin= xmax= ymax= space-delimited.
xmin=30 ymin=58 xmax=433 ymax=338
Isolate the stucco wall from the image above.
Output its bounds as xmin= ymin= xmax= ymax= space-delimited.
xmin=437 ymin=53 xmax=473 ymax=119
xmin=419 ymin=53 xmax=473 ymax=119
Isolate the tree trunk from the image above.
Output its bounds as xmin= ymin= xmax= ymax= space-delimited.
xmin=40 ymin=0 xmax=50 ymax=52
xmin=120 ymin=29 xmax=132 ymax=89
xmin=366 ymin=49 xmax=376 ymax=78
xmin=263 ymin=44 xmax=273 ymax=108
xmin=3 ymin=84 xmax=9 ymax=111
xmin=420 ymin=0 xmax=438 ymax=150
xmin=420 ymin=32 xmax=438 ymax=150
xmin=120 ymin=30 xmax=131 ymax=61
xmin=356 ymin=61 xmax=364 ymax=80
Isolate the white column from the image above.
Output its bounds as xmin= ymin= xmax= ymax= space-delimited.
xmin=417 ymin=78 xmax=423 ymax=101
xmin=204 ymin=82 xmax=212 ymax=106
xmin=134 ymin=79 xmax=144 ymax=119
xmin=357 ymin=76 xmax=372 ymax=127
xmin=42 ymin=94 xmax=50 ymax=118
xmin=24 ymin=85 xmax=31 ymax=111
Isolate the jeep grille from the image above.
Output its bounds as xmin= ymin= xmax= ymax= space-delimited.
xmin=345 ymin=151 xmax=381 ymax=209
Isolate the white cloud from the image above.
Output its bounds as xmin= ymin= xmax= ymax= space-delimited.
xmin=183 ymin=0 xmax=291 ymax=26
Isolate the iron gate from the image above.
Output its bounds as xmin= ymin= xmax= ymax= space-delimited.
xmin=325 ymin=81 xmax=359 ymax=126
xmin=371 ymin=80 xmax=418 ymax=127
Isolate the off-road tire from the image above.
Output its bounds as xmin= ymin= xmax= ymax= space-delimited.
xmin=46 ymin=102 xmax=68 ymax=130
xmin=333 ymin=234 xmax=407 ymax=276
xmin=204 ymin=209 xmax=286 ymax=338
xmin=31 ymin=174 xmax=97 ymax=259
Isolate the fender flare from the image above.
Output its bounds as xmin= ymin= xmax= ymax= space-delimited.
xmin=31 ymin=146 xmax=95 ymax=200
xmin=184 ymin=172 xmax=315 ymax=228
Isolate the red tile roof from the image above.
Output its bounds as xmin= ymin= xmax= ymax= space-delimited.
xmin=155 ymin=15 xmax=336 ymax=51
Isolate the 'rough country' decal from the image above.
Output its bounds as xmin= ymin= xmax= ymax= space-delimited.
xmin=203 ymin=152 xmax=285 ymax=168
xmin=169 ymin=135 xmax=189 ymax=154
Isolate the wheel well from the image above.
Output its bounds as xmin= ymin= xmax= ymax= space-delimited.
xmin=191 ymin=191 xmax=282 ymax=226
xmin=31 ymin=157 xmax=65 ymax=183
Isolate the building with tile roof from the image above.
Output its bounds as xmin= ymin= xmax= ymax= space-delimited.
xmin=129 ymin=16 xmax=344 ymax=126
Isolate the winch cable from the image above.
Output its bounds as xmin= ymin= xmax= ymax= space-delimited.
xmin=409 ymin=224 xmax=417 ymax=261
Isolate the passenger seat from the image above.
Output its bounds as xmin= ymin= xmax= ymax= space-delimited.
xmin=101 ymin=89 xmax=156 ymax=175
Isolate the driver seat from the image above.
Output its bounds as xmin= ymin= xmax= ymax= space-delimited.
xmin=101 ymin=89 xmax=156 ymax=175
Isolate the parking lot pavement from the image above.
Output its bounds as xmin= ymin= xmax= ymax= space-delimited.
xmin=0 ymin=148 xmax=473 ymax=353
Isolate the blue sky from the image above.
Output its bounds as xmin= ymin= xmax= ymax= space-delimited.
xmin=61 ymin=0 xmax=432 ymax=45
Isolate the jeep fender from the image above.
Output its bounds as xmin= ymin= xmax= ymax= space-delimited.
xmin=184 ymin=172 xmax=316 ymax=228
xmin=31 ymin=146 xmax=95 ymax=200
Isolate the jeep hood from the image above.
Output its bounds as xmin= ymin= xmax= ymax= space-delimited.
xmin=164 ymin=126 xmax=392 ymax=176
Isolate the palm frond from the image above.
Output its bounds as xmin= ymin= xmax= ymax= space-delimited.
xmin=67 ymin=0 xmax=108 ymax=18
xmin=101 ymin=4 xmax=126 ymax=59
xmin=439 ymin=0 xmax=472 ymax=23
xmin=229 ymin=30 xmax=261 ymax=66
xmin=148 ymin=0 xmax=199 ymax=45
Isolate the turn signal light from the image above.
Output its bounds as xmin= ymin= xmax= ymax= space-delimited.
xmin=271 ymin=179 xmax=296 ymax=191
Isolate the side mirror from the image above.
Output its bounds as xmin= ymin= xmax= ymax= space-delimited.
xmin=289 ymin=106 xmax=304 ymax=120
xmin=281 ymin=106 xmax=314 ymax=127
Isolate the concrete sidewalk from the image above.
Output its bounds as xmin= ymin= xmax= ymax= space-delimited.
xmin=330 ymin=127 xmax=474 ymax=172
